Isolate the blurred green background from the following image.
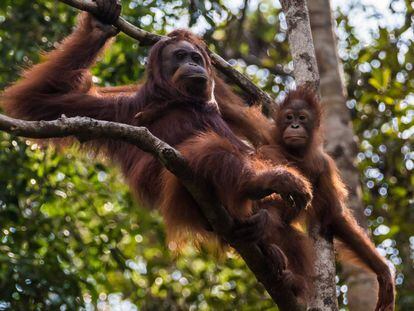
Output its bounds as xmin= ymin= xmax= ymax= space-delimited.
xmin=0 ymin=0 xmax=413 ymax=310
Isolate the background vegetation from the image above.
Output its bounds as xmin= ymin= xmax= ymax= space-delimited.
xmin=0 ymin=0 xmax=413 ymax=309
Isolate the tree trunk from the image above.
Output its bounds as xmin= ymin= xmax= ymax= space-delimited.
xmin=280 ymin=1 xmax=338 ymax=310
xmin=307 ymin=1 xmax=378 ymax=310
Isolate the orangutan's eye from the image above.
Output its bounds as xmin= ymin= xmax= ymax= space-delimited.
xmin=192 ymin=53 xmax=202 ymax=64
xmin=175 ymin=51 xmax=186 ymax=60
xmin=299 ymin=115 xmax=306 ymax=121
xmin=286 ymin=114 xmax=293 ymax=121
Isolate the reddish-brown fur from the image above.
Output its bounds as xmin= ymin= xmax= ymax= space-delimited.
xmin=133 ymin=76 xmax=273 ymax=148
xmin=2 ymin=11 xmax=314 ymax=298
xmin=257 ymin=87 xmax=395 ymax=310
xmin=100 ymin=83 xmax=315 ymax=299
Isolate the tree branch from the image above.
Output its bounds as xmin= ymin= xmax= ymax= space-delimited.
xmin=58 ymin=0 xmax=275 ymax=113
xmin=0 ymin=113 xmax=303 ymax=310
xmin=308 ymin=1 xmax=378 ymax=307
xmin=279 ymin=0 xmax=338 ymax=310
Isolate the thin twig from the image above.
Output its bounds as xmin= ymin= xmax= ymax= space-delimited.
xmin=236 ymin=53 xmax=291 ymax=77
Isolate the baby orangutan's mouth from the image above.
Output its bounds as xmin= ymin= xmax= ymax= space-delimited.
xmin=284 ymin=135 xmax=307 ymax=145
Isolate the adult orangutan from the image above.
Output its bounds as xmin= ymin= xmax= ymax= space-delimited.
xmin=2 ymin=0 xmax=314 ymax=293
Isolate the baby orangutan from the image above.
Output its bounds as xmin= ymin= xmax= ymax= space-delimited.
xmin=257 ymin=88 xmax=395 ymax=311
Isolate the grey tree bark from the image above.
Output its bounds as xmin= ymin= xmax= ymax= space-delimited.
xmin=279 ymin=1 xmax=338 ymax=310
xmin=307 ymin=1 xmax=378 ymax=310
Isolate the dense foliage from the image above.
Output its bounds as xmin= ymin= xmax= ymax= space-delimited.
xmin=0 ymin=0 xmax=412 ymax=310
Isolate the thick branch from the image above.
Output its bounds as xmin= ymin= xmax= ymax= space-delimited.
xmin=308 ymin=1 xmax=378 ymax=308
xmin=280 ymin=0 xmax=320 ymax=92
xmin=0 ymin=113 xmax=303 ymax=310
xmin=279 ymin=0 xmax=338 ymax=310
xmin=59 ymin=0 xmax=275 ymax=113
